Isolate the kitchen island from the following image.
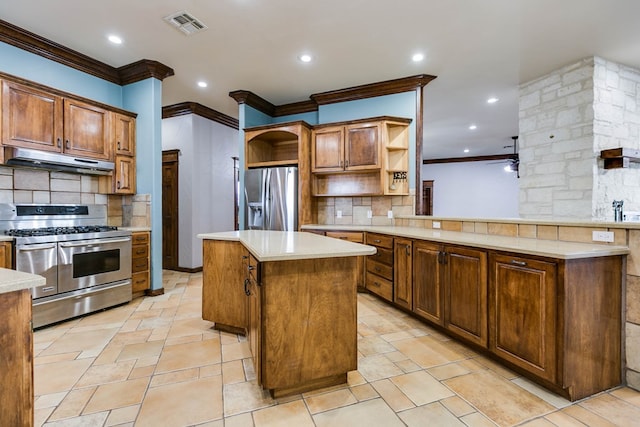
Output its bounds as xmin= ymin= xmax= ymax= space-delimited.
xmin=198 ymin=230 xmax=376 ymax=397
xmin=0 ymin=268 xmax=45 ymax=427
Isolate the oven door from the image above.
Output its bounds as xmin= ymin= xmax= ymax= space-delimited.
xmin=57 ymin=236 xmax=132 ymax=293
xmin=15 ymin=242 xmax=58 ymax=299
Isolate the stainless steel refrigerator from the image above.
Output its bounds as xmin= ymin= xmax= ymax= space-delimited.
xmin=244 ymin=167 xmax=298 ymax=231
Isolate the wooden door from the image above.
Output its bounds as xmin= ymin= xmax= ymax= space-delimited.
xmin=345 ymin=122 xmax=380 ymax=170
xmin=394 ymin=238 xmax=413 ymax=310
xmin=63 ymin=99 xmax=110 ymax=160
xmin=312 ymin=126 xmax=344 ymax=172
xmin=412 ymin=241 xmax=444 ymax=325
xmin=162 ymin=150 xmax=179 ymax=270
xmin=1 ymin=80 xmax=63 ymax=152
xmin=445 ymin=246 xmax=488 ymax=347
xmin=489 ymin=253 xmax=557 ymax=382
xmin=113 ymin=112 xmax=135 ymax=156
xmin=421 ymin=180 xmax=433 ymax=215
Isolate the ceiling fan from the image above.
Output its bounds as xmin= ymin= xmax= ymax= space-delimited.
xmin=489 ymin=136 xmax=519 ymax=177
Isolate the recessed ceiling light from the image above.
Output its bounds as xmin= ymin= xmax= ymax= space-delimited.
xmin=464 ymin=148 xmax=470 ymax=153
xmin=412 ymin=53 xmax=424 ymax=62
xmin=298 ymin=54 xmax=312 ymax=63
xmin=108 ymin=35 xmax=123 ymax=44
xmin=487 ymin=97 xmax=499 ymax=104
xmin=197 ymin=81 xmax=208 ymax=88
xmin=469 ymin=124 xmax=477 ymax=130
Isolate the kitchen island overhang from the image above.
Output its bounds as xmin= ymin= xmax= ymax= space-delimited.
xmin=198 ymin=230 xmax=376 ymax=397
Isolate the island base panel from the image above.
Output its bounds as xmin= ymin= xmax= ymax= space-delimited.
xmin=269 ymin=373 xmax=348 ymax=398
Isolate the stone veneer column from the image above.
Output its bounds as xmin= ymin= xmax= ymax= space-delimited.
xmin=519 ymin=56 xmax=640 ymax=220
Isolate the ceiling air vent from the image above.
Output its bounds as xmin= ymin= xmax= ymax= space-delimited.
xmin=164 ymin=11 xmax=208 ymax=36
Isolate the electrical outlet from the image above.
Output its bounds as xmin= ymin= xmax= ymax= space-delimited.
xmin=336 ymin=210 xmax=342 ymax=218
xmin=433 ymin=221 xmax=441 ymax=229
xmin=387 ymin=210 xmax=393 ymax=219
xmin=367 ymin=210 xmax=372 ymax=219
xmin=592 ymin=231 xmax=614 ymax=242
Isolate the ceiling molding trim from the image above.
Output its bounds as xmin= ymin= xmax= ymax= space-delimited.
xmin=273 ymin=100 xmax=318 ymax=117
xmin=310 ymin=74 xmax=437 ymax=105
xmin=229 ymin=90 xmax=276 ymax=116
xmin=118 ymin=59 xmax=175 ymax=84
xmin=0 ymin=19 xmax=173 ymax=85
xmin=423 ymin=154 xmax=515 ymax=164
xmin=162 ymin=102 xmax=239 ymax=129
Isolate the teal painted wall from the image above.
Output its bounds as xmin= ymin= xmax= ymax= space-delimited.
xmin=0 ymin=41 xmax=163 ymax=290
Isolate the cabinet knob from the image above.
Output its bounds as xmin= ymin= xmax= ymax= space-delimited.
xmin=65 ymin=140 xmax=70 ymax=149
xmin=57 ymin=138 xmax=61 ymax=148
xmin=117 ymin=181 xmax=121 ymax=189
xmin=117 ymin=141 xmax=121 ymax=150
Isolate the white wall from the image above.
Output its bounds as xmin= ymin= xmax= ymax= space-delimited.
xmin=421 ymin=161 xmax=519 ymax=218
xmin=162 ymin=114 xmax=238 ymax=269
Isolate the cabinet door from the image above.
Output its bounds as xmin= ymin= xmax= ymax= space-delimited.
xmin=114 ymin=156 xmax=136 ymax=194
xmin=394 ymin=238 xmax=413 ymax=310
xmin=0 ymin=241 xmax=12 ymax=269
xmin=113 ymin=112 xmax=135 ymax=156
xmin=312 ymin=126 xmax=344 ymax=172
xmin=345 ymin=122 xmax=380 ymax=170
xmin=1 ymin=80 xmax=63 ymax=152
xmin=445 ymin=246 xmax=488 ymax=347
xmin=202 ymin=240 xmax=247 ymax=334
xmin=489 ymin=253 xmax=557 ymax=382
xmin=63 ymin=99 xmax=110 ymax=160
xmin=412 ymin=241 xmax=444 ymax=325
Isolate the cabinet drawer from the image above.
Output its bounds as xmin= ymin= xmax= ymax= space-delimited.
xmin=366 ymin=271 xmax=393 ymax=301
xmin=369 ymin=247 xmax=393 ymax=265
xmin=132 ymin=245 xmax=149 ymax=259
xmin=326 ymin=231 xmax=364 ymax=243
xmin=132 ymin=271 xmax=149 ymax=292
xmin=367 ymin=259 xmax=393 ymax=280
xmin=132 ymin=232 xmax=150 ymax=245
xmin=366 ymin=233 xmax=393 ymax=249
xmin=132 ymin=257 xmax=149 ymax=273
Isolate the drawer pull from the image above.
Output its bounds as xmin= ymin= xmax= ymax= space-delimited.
xmin=374 ymin=239 xmax=381 ymax=243
xmin=135 ymin=249 xmax=146 ymax=255
xmin=42 ymin=286 xmax=55 ymax=292
xmin=375 ymin=267 xmax=381 ymax=272
xmin=372 ymin=281 xmax=381 ymax=287
xmin=244 ymin=278 xmax=251 ymax=296
xmin=510 ymin=260 xmax=527 ymax=266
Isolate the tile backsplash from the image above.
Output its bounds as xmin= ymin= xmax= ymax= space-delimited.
xmin=316 ymin=192 xmax=415 ymax=226
xmin=0 ymin=166 xmax=150 ymax=227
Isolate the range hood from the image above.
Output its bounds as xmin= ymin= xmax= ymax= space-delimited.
xmin=5 ymin=148 xmax=114 ymax=176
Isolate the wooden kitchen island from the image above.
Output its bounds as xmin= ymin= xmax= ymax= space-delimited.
xmin=198 ymin=230 xmax=375 ymax=397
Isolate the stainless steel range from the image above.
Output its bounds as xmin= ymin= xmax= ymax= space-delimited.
xmin=0 ymin=204 xmax=132 ymax=328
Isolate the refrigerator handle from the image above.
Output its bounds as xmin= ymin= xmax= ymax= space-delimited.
xmin=263 ymin=168 xmax=271 ymax=230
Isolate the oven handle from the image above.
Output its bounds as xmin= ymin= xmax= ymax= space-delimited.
xmin=59 ymin=237 xmax=132 ymax=248
xmin=16 ymin=243 xmax=57 ymax=251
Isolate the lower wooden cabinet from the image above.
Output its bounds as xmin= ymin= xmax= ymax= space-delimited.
xmin=365 ymin=233 xmax=394 ymax=302
xmin=325 ymin=231 xmax=365 ymax=290
xmin=0 ymin=241 xmax=12 ymax=268
xmin=131 ymin=231 xmax=150 ymax=295
xmin=412 ymin=241 xmax=444 ymax=325
xmin=0 ymin=289 xmax=33 ymax=426
xmin=202 ymin=240 xmax=247 ymax=335
xmin=245 ymin=249 xmax=261 ymax=382
xmin=393 ymin=238 xmax=412 ymax=310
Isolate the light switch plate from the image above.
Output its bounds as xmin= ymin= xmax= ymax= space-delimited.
xmin=367 ymin=210 xmax=372 ymax=219
xmin=433 ymin=221 xmax=441 ymax=229
xmin=592 ymin=231 xmax=614 ymax=242
xmin=387 ymin=210 xmax=393 ymax=219
xmin=336 ymin=210 xmax=342 ymax=218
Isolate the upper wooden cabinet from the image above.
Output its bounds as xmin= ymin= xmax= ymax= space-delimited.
xmin=2 ymin=80 xmax=111 ymax=160
xmin=113 ymin=112 xmax=135 ymax=156
xmin=1 ymin=80 xmax=63 ymax=153
xmin=312 ymin=122 xmax=381 ymax=173
xmin=311 ymin=117 xmax=411 ymax=197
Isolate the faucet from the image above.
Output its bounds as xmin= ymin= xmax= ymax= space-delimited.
xmin=612 ymin=200 xmax=624 ymax=222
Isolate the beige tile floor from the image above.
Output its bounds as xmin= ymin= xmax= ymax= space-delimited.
xmin=33 ymin=270 xmax=640 ymax=427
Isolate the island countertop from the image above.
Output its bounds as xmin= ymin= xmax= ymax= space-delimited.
xmin=0 ymin=268 xmax=45 ymax=294
xmin=197 ymin=230 xmax=376 ymax=262
xmin=300 ymin=224 xmax=629 ymax=260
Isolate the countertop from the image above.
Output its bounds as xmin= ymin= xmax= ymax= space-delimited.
xmin=120 ymin=227 xmax=151 ymax=232
xmin=0 ymin=268 xmax=45 ymax=294
xmin=301 ymin=225 xmax=630 ymax=259
xmin=197 ymin=230 xmax=376 ymax=262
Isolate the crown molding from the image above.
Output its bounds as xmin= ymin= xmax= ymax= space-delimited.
xmin=162 ymin=102 xmax=239 ymax=129
xmin=229 ymin=74 xmax=437 ymax=117
xmin=0 ymin=19 xmax=174 ymax=84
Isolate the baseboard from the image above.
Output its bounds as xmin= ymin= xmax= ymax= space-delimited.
xmin=145 ymin=288 xmax=165 ymax=297
xmin=167 ymin=266 xmax=203 ymax=273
